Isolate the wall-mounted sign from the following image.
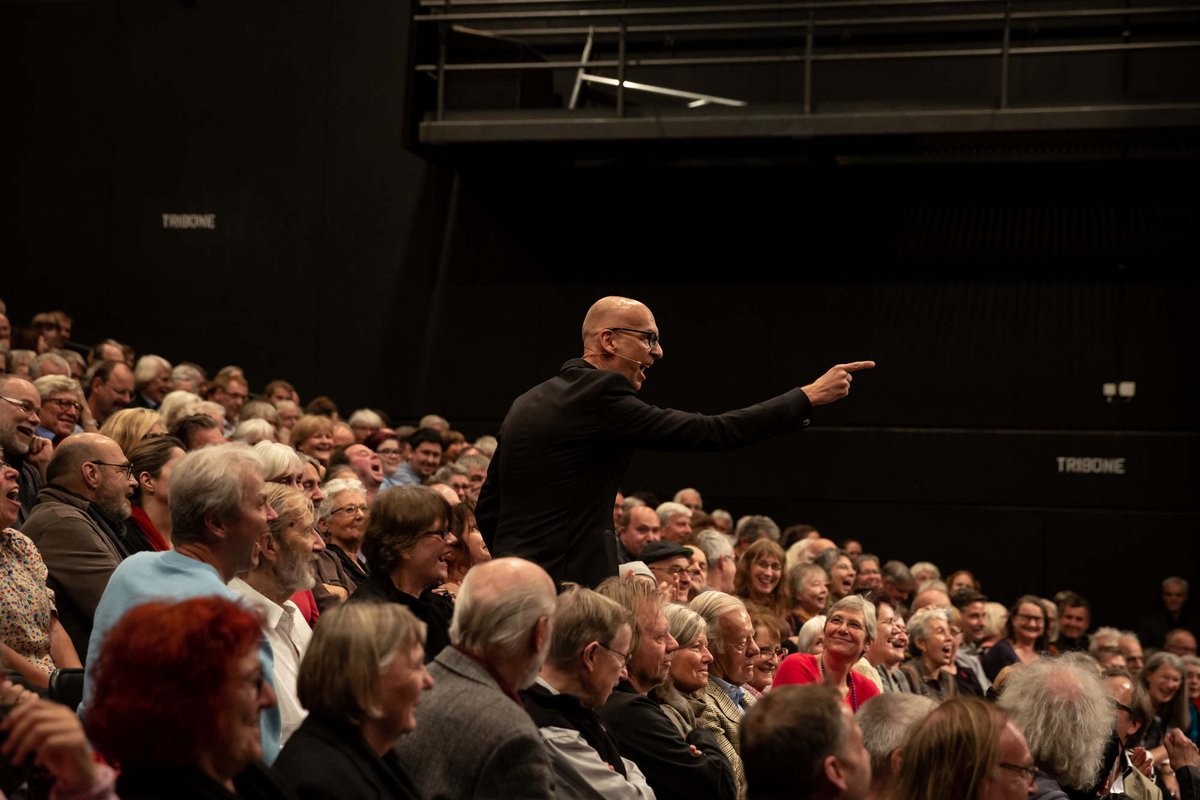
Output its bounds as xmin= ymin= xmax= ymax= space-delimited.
xmin=162 ymin=213 xmax=216 ymax=230
xmin=1056 ymin=456 xmax=1125 ymax=475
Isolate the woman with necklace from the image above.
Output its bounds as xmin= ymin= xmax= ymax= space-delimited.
xmin=773 ymin=595 xmax=880 ymax=711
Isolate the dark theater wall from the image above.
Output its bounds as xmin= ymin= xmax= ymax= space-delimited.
xmin=4 ymin=0 xmax=1198 ymax=626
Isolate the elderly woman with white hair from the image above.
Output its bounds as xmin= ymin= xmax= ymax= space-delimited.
xmin=650 ymin=604 xmax=715 ymax=739
xmin=774 ymin=594 xmax=880 ymax=712
xmin=317 ymin=478 xmax=370 ymax=590
xmin=898 ymin=606 xmax=958 ymax=701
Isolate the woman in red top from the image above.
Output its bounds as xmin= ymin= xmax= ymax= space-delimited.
xmin=773 ymin=594 xmax=880 ymax=712
xmin=125 ymin=435 xmax=185 ymax=552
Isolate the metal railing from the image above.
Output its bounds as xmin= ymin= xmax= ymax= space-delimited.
xmin=413 ymin=0 xmax=1200 ymax=132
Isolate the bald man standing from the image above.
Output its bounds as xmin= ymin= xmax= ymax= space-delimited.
xmin=478 ymin=296 xmax=872 ymax=589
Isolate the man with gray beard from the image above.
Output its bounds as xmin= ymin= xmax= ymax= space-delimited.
xmin=394 ymin=557 xmax=558 ymax=800
xmin=21 ymin=433 xmax=138 ymax=659
xmin=229 ymin=484 xmax=325 ymax=744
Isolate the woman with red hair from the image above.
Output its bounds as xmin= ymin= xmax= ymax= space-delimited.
xmin=85 ymin=596 xmax=288 ymax=799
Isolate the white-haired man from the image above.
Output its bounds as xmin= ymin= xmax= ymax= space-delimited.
xmin=131 ymin=354 xmax=173 ymax=410
xmin=656 ymin=501 xmax=694 ymax=543
xmin=80 ymin=442 xmax=283 ymax=763
xmin=395 ymin=558 xmax=558 ymax=800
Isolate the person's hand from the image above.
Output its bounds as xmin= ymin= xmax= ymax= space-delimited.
xmin=801 ymin=362 xmax=876 ymax=407
xmin=26 ymin=435 xmax=53 ymax=476
xmin=1165 ymin=728 xmax=1200 ymax=770
xmin=1131 ymin=747 xmax=1154 ymax=777
xmin=0 ymin=679 xmax=38 ymax=706
xmin=688 ymin=744 xmax=703 ymax=758
xmin=0 ymin=699 xmax=97 ymax=793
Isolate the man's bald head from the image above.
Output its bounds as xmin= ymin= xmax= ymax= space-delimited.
xmin=450 ymin=557 xmax=557 ymax=687
xmin=580 ymin=296 xmax=663 ymax=391
xmin=581 ymin=296 xmax=651 ymax=344
xmin=46 ymin=433 xmax=123 ymax=487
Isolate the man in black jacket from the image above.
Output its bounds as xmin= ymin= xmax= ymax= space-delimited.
xmin=478 ymin=295 xmax=872 ymax=589
xmin=597 ymin=577 xmax=737 ymax=800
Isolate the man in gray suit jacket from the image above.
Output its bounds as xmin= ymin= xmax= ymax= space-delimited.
xmin=395 ymin=558 xmax=559 ymax=800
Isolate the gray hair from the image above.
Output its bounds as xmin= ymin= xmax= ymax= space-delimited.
xmin=317 ymin=478 xmax=366 ymax=523
xmin=1164 ymin=576 xmax=1189 ymax=594
xmin=1141 ymin=651 xmax=1190 ymax=730
xmin=1088 ymin=626 xmax=1123 ymax=653
xmin=881 ymin=560 xmax=914 ymax=586
xmin=133 ymin=354 xmax=171 ymax=388
xmin=431 ymin=463 xmax=468 ymax=484
xmin=998 ymin=653 xmax=1114 ymax=789
xmin=472 ymin=435 xmax=497 ymax=457
xmin=457 ymin=453 xmax=489 ymax=472
xmin=858 ymin=693 xmax=938 ymax=775
xmin=159 ymin=390 xmax=203 ymax=428
xmin=689 ymin=591 xmax=747 ymax=654
xmin=909 ymin=561 xmax=941 ymax=582
xmin=655 ymin=501 xmax=691 ymax=525
xmin=796 ymin=615 xmax=827 ymax=654
xmin=232 ymin=418 xmax=275 ymax=445
xmin=169 ymin=442 xmax=266 ymax=545
xmin=691 ymin=529 xmax=733 ymax=564
xmin=663 ymin=603 xmax=707 ymax=649
xmin=710 ymin=509 xmax=733 ymax=528
xmin=673 ymin=487 xmax=701 ymax=504
xmin=33 ymin=374 xmax=83 ymax=400
xmin=830 ymin=594 xmax=877 ymax=644
xmin=735 ymin=514 xmax=780 ymax=545
xmin=906 ymin=607 xmax=950 ymax=652
xmin=31 ymin=352 xmax=71 ymax=378
xmin=451 ymin=572 xmax=556 ymax=656
xmin=171 ymin=363 xmax=205 ymax=390
xmin=254 ymin=440 xmax=304 ymax=482
xmin=348 ymin=409 xmax=384 ymax=429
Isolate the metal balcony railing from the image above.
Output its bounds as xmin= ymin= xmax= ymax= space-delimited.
xmin=411 ymin=0 xmax=1200 ymax=143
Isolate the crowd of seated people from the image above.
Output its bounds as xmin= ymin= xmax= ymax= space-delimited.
xmin=3 ymin=300 xmax=1200 ymax=799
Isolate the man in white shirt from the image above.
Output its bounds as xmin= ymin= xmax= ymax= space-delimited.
xmin=229 ymin=484 xmax=324 ymax=743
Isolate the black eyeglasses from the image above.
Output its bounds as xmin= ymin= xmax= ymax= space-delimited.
xmin=598 ymin=642 xmax=633 ymax=666
xmin=998 ymin=762 xmax=1038 ymax=783
xmin=88 ymin=461 xmax=133 ymax=478
xmin=608 ymin=327 xmax=659 ymax=349
xmin=422 ymin=528 xmax=454 ymax=542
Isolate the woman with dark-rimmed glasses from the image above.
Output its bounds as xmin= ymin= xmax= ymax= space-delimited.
xmin=348 ymin=486 xmax=456 ymax=664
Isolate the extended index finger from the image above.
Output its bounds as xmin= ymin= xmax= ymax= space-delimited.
xmin=840 ymin=361 xmax=876 ymax=373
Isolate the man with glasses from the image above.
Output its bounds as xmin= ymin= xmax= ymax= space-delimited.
xmin=642 ymin=541 xmax=693 ymax=603
xmin=598 ymin=576 xmax=737 ymax=800
xmin=691 ymin=591 xmax=761 ymax=795
xmin=21 ymin=433 xmax=139 ymax=659
xmin=479 ymin=294 xmax=873 ymax=590
xmin=520 ymin=585 xmax=654 ymax=799
xmin=0 ymin=375 xmax=53 ymax=523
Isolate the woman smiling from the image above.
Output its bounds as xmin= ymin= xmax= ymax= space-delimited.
xmin=349 ymin=486 xmax=456 ymax=663
xmin=733 ymin=540 xmax=790 ymax=627
xmin=981 ymin=595 xmax=1047 ymax=682
xmin=773 ymin=595 xmax=880 ymax=711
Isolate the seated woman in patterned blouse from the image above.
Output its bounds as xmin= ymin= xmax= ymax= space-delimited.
xmin=1 ymin=449 xmax=82 ymax=688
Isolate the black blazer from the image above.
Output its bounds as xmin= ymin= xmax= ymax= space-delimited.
xmin=273 ymin=714 xmax=423 ymax=800
xmin=478 ymin=358 xmax=812 ymax=588
xmin=348 ymin=572 xmax=453 ymax=663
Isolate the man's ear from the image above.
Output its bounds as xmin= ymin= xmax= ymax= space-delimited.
xmin=205 ymin=512 xmax=227 ymax=541
xmin=823 ymin=753 xmax=848 ymax=792
xmin=582 ymin=641 xmax=600 ymax=674
xmin=889 ymin=746 xmax=904 ymax=776
xmin=533 ymin=614 xmax=551 ymax=654
xmin=257 ymin=532 xmax=278 ymax=564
